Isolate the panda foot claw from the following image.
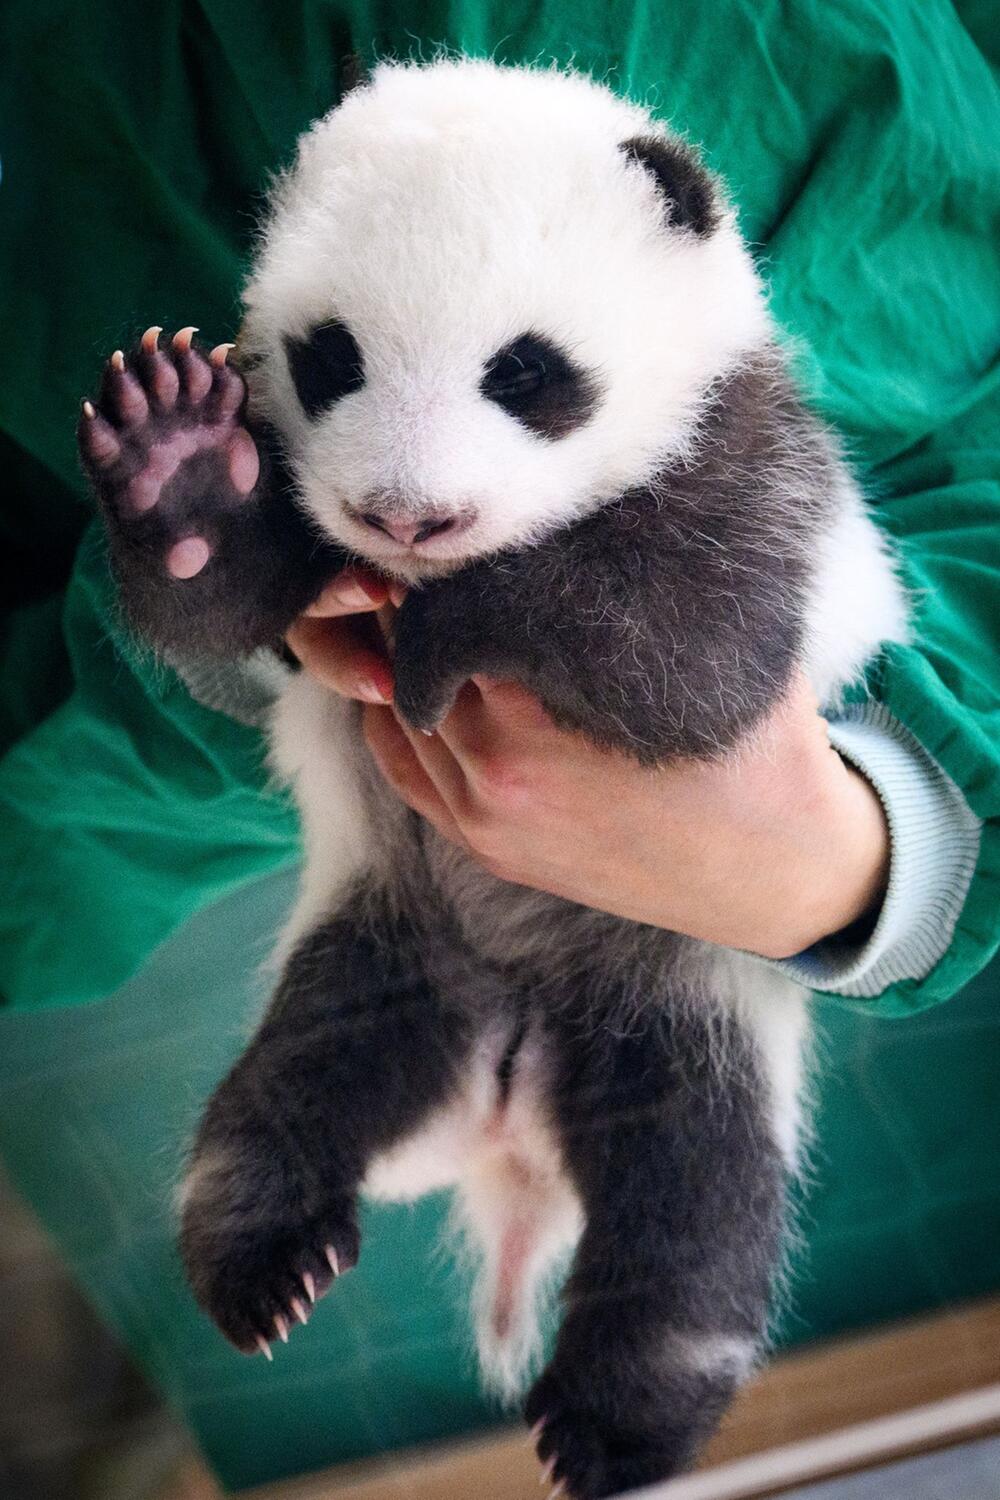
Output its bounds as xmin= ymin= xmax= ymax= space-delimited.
xmin=525 ymin=1364 xmax=695 ymax=1500
xmin=180 ymin=1158 xmax=360 ymax=1359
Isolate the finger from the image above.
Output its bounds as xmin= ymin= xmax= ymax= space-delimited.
xmin=285 ymin=615 xmax=394 ymax=703
xmin=303 ymin=568 xmax=389 ymax=617
xmin=471 ymin=675 xmax=555 ymax=733
xmin=434 ymin=675 xmax=555 ymax=768
xmin=393 ymin=709 xmax=475 ymax=815
xmin=362 ymin=706 xmax=470 ymax=847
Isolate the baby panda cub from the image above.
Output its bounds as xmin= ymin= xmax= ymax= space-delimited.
xmin=79 ymin=58 xmax=905 ymax=1500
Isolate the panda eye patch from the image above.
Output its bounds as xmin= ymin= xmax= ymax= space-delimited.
xmin=480 ymin=333 xmax=599 ymax=439
xmin=284 ymin=320 xmax=365 ymax=418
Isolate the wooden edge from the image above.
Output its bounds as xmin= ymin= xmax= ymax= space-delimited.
xmin=170 ymin=1297 xmax=1000 ymax=1500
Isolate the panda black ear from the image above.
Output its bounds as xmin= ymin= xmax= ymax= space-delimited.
xmin=339 ymin=52 xmax=369 ymax=97
xmin=619 ymin=135 xmax=720 ymax=238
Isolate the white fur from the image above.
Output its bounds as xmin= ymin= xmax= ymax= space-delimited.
xmin=713 ymin=950 xmax=813 ymax=1171
xmin=804 ymin=477 xmax=909 ymax=707
xmin=241 ymin=58 xmax=909 ymax=1394
xmin=365 ymin=1020 xmax=582 ymax=1398
xmin=667 ymin=1331 xmax=758 ymax=1380
xmin=266 ymin=673 xmax=378 ymax=966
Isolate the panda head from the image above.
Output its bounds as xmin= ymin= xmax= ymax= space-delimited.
xmin=241 ymin=58 xmax=771 ymax=583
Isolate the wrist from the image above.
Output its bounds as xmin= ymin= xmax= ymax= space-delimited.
xmin=765 ymin=756 xmax=890 ymax=960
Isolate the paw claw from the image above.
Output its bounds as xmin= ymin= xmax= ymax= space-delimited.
xmin=79 ymin=404 xmax=121 ymax=468
xmin=255 ymin=1335 xmax=273 ymax=1361
xmin=172 ymin=325 xmax=199 ymax=352
xmin=177 ymin=344 xmax=213 ymax=402
xmin=140 ymin=337 xmax=180 ymax=410
xmin=211 ymin=363 xmax=246 ymax=422
xmin=325 ymin=1245 xmax=340 ymax=1276
xmin=181 ymin=1190 xmax=359 ymax=1356
xmin=104 ymin=358 xmax=149 ymax=425
xmin=209 ymin=342 xmax=235 ymax=367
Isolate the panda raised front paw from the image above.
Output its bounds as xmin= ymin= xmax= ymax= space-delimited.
xmin=79 ymin=325 xmax=260 ymax=580
xmin=78 ymin=327 xmax=342 ymax=657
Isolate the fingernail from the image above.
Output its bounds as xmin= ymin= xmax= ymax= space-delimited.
xmin=335 ymin=580 xmax=382 ymax=609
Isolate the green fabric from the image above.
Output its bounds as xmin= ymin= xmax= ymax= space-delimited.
xmin=1 ymin=868 xmax=997 ymax=1491
xmin=1 ymin=0 xmax=998 ymax=1015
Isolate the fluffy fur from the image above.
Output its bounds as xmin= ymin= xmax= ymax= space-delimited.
xmin=79 ymin=58 xmax=907 ymax=1499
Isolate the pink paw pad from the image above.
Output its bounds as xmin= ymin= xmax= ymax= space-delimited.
xmin=167 ymin=537 xmax=212 ymax=579
xmin=228 ymin=428 xmax=260 ymax=494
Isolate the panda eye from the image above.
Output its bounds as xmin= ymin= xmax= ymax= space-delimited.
xmin=480 ymin=333 xmax=599 ymax=440
xmin=284 ymin=320 xmax=364 ymax=418
xmin=482 ymin=348 xmax=548 ymax=402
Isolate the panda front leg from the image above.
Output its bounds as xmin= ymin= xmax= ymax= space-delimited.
xmin=525 ymin=999 xmax=789 ymax=1500
xmin=178 ymin=891 xmax=472 ymax=1356
xmin=77 ymin=327 xmax=343 ymax=658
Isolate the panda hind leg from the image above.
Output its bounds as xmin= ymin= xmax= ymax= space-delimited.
xmin=526 ymin=999 xmax=790 ymax=1500
xmin=178 ymin=896 xmax=475 ymax=1359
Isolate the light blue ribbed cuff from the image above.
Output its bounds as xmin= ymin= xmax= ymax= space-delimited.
xmin=775 ymin=701 xmax=982 ymax=999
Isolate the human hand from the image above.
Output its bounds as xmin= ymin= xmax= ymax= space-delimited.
xmin=285 ymin=568 xmax=404 ymax=705
xmin=358 ymin=672 xmax=890 ymax=961
xmin=288 ymin=587 xmax=889 ymax=959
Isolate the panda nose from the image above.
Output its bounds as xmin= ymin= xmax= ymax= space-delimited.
xmin=357 ymin=510 xmax=470 ymax=546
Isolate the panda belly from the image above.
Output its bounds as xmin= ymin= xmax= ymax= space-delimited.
xmin=364 ymin=1015 xmax=583 ymax=1391
xmin=420 ymin=821 xmax=622 ymax=976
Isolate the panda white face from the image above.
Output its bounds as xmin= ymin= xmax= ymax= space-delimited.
xmin=240 ymin=59 xmax=771 ymax=583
